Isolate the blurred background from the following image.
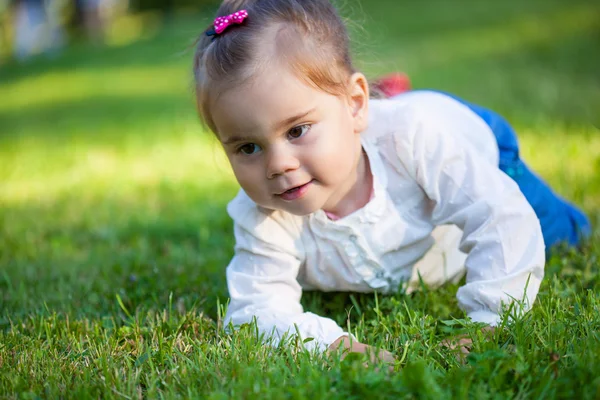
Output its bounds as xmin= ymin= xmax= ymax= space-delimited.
xmin=0 ymin=0 xmax=218 ymax=61
xmin=0 ymin=0 xmax=599 ymax=320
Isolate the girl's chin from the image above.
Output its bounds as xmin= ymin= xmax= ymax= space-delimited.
xmin=278 ymin=198 xmax=325 ymax=217
xmin=252 ymin=198 xmax=320 ymax=216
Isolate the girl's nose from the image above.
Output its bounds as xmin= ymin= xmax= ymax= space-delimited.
xmin=266 ymin=146 xmax=300 ymax=179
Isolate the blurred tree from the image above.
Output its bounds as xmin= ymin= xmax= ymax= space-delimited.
xmin=12 ymin=0 xmax=65 ymax=61
xmin=73 ymin=0 xmax=112 ymax=42
xmin=0 ymin=0 xmax=218 ymax=62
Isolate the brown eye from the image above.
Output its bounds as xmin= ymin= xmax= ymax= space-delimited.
xmin=239 ymin=143 xmax=261 ymax=155
xmin=288 ymin=125 xmax=310 ymax=139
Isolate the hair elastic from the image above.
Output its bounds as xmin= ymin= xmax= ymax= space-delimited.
xmin=206 ymin=10 xmax=249 ymax=38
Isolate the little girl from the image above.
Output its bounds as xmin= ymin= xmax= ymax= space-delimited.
xmin=193 ymin=0 xmax=591 ymax=356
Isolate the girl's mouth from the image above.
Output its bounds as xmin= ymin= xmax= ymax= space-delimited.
xmin=278 ymin=181 xmax=313 ymax=201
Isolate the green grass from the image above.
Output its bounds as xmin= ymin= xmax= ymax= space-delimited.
xmin=1 ymin=0 xmax=599 ymax=398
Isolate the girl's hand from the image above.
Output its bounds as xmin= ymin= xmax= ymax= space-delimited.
xmin=442 ymin=326 xmax=495 ymax=361
xmin=328 ymin=336 xmax=396 ymax=365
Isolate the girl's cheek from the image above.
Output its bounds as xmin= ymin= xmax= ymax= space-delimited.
xmin=229 ymin=153 xmax=258 ymax=168
xmin=300 ymin=123 xmax=321 ymax=145
xmin=311 ymin=125 xmax=338 ymax=153
xmin=234 ymin=162 xmax=261 ymax=185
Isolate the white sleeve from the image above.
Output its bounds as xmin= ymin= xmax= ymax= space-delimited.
xmin=224 ymin=196 xmax=348 ymax=352
xmin=399 ymin=108 xmax=546 ymax=325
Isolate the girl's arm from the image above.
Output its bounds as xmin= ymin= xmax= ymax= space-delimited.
xmin=224 ymin=197 xmax=350 ymax=352
xmin=397 ymin=98 xmax=545 ymax=325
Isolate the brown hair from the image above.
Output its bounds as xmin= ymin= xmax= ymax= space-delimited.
xmin=193 ymin=0 xmax=357 ymax=134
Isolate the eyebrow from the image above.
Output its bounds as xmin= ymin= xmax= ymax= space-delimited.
xmin=274 ymin=107 xmax=315 ymax=131
xmin=221 ymin=107 xmax=316 ymax=146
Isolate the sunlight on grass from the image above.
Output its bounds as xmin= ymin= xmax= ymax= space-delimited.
xmin=384 ymin=4 xmax=599 ymax=70
xmin=519 ymin=127 xmax=600 ymax=179
xmin=0 ymin=128 xmax=234 ymax=204
xmin=0 ymin=64 xmax=191 ymax=112
xmin=518 ymin=125 xmax=600 ymax=209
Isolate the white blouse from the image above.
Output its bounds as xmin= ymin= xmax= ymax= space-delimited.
xmin=224 ymin=91 xmax=546 ymax=352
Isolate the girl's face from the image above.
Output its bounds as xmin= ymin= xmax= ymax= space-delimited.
xmin=210 ymin=66 xmax=369 ymax=216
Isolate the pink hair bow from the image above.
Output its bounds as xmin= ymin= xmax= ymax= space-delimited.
xmin=210 ymin=10 xmax=249 ymax=35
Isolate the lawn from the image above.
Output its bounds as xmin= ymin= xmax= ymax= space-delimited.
xmin=1 ymin=0 xmax=599 ymax=398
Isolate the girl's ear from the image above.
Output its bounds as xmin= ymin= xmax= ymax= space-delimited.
xmin=347 ymin=72 xmax=370 ymax=134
